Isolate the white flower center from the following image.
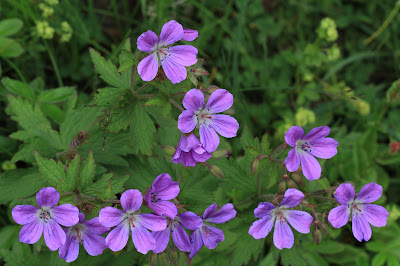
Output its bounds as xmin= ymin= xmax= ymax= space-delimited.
xmin=68 ymin=223 xmax=86 ymax=241
xmin=270 ymin=207 xmax=288 ymax=221
xmin=194 ymin=108 xmax=213 ymax=127
xmin=36 ymin=207 xmax=53 ymax=223
xmin=296 ymin=139 xmax=312 ymax=153
xmin=123 ymin=211 xmax=140 ymax=227
xmin=348 ymin=200 xmax=364 ymax=217
xmin=153 ymin=43 xmax=170 ymax=62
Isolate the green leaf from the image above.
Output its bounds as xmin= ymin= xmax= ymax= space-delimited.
xmin=107 ymin=106 xmax=133 ymax=133
xmin=130 ymin=104 xmax=156 ymax=155
xmin=89 ymin=48 xmax=128 ymax=89
xmin=231 ymin=231 xmax=264 ymax=266
xmin=60 ymin=106 xmax=101 ymax=148
xmin=281 ymin=248 xmax=308 ymax=266
xmin=38 ymin=87 xmax=76 ymax=103
xmin=65 ymin=155 xmax=80 ymax=192
xmin=79 ymin=151 xmax=95 ymax=190
xmin=307 ymin=240 xmax=345 ymax=254
xmin=95 ymin=87 xmax=126 ymax=107
xmin=35 ymin=152 xmax=66 ymax=188
xmin=83 ymin=173 xmax=128 ymax=196
xmin=372 ymin=252 xmax=388 ymax=266
xmin=0 ymin=37 xmax=23 ymax=57
xmin=2 ymin=78 xmax=35 ymax=99
xmin=261 ymin=132 xmax=271 ymax=154
xmin=40 ymin=103 xmax=64 ymax=124
xmin=7 ymin=95 xmax=62 ymax=149
xmin=0 ymin=18 xmax=23 ymax=37
xmin=0 ymin=169 xmax=46 ymax=204
xmin=117 ymin=59 xmax=134 ymax=73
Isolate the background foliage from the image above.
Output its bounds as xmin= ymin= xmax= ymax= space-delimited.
xmin=1 ymin=0 xmax=400 ymax=265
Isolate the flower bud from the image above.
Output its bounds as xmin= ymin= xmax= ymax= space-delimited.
xmin=291 ymin=172 xmax=303 ymax=186
xmin=251 ymin=158 xmax=260 ymax=175
xmin=312 ymin=227 xmax=322 ymax=245
xmin=210 ymin=165 xmax=225 ymax=179
xmin=162 ymin=145 xmax=176 ymax=156
xmin=2 ymin=160 xmax=16 ymax=171
xmin=390 ymin=141 xmax=400 ymax=154
xmin=278 ymin=180 xmax=287 ymax=195
xmin=287 ymin=179 xmax=298 ymax=189
xmin=212 ymin=149 xmax=229 ymax=159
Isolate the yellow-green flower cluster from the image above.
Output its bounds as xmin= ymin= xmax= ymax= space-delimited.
xmin=317 ymin=17 xmax=338 ymax=42
xmin=44 ymin=0 xmax=59 ymax=5
xmin=326 ymin=44 xmax=341 ymax=62
xmin=295 ymin=108 xmax=316 ymax=127
xmin=36 ymin=21 xmax=55 ymax=39
xmin=39 ymin=3 xmax=54 ymax=18
xmin=60 ymin=21 xmax=73 ymax=42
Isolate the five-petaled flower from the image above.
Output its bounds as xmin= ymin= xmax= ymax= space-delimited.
xmin=99 ymin=189 xmax=167 ymax=254
xmin=59 ymin=213 xmax=110 ymax=263
xmin=189 ymin=203 xmax=237 ymax=258
xmin=137 ymin=20 xmax=198 ymax=84
xmin=144 ymin=173 xmax=180 ymax=219
xmin=248 ymin=188 xmax=313 ymax=250
xmin=328 ymin=182 xmax=389 ymax=242
xmin=284 ymin=125 xmax=339 ymax=181
xmin=178 ymin=88 xmax=239 ymax=153
xmin=172 ymin=133 xmax=212 ymax=167
xmin=152 ymin=211 xmax=203 ymax=253
xmin=11 ymin=187 xmax=79 ymax=251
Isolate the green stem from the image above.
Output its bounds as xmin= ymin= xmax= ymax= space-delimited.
xmin=364 ymin=1 xmax=400 ymax=44
xmin=170 ymin=98 xmax=184 ymax=111
xmin=135 ymin=83 xmax=150 ymax=95
xmin=44 ymin=41 xmax=63 ymax=87
xmin=3 ymin=58 xmax=26 ymax=82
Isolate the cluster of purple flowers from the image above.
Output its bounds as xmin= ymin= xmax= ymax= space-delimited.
xmin=172 ymin=88 xmax=240 ymax=167
xmin=136 ymin=21 xmax=239 ymax=168
xmin=10 ymin=20 xmax=391 ymax=262
xmin=12 ymin=174 xmax=236 ymax=262
xmin=248 ymin=125 xmax=389 ymax=249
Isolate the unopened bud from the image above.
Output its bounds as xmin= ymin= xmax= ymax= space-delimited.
xmin=287 ymin=179 xmax=298 ymax=189
xmin=212 ymin=149 xmax=229 ymax=158
xmin=210 ymin=165 xmax=225 ymax=179
xmin=278 ymin=180 xmax=287 ymax=194
xmin=390 ymin=142 xmax=400 ymax=154
xmin=312 ymin=227 xmax=322 ymax=245
xmin=251 ymin=158 xmax=260 ymax=175
xmin=162 ymin=145 xmax=176 ymax=156
xmin=291 ymin=172 xmax=303 ymax=186
xmin=2 ymin=160 xmax=16 ymax=171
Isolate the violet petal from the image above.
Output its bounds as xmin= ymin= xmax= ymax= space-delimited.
xmin=151 ymin=227 xmax=171 ymax=254
xmin=285 ymin=210 xmax=313 ymax=234
xmin=36 ymin=187 xmax=60 ymax=208
xmin=52 ymin=204 xmax=79 ymax=227
xmin=284 ymin=126 xmax=304 ymax=147
xmin=273 ymin=219 xmax=294 ymax=250
xmin=328 ymin=205 xmax=350 ymax=228
xmin=12 ymin=205 xmax=38 ymax=225
xmin=280 ymin=188 xmax=304 ymax=208
xmin=248 ymin=216 xmax=275 ymax=239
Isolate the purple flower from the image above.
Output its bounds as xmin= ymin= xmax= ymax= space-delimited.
xmin=178 ymin=89 xmax=239 ymax=153
xmin=284 ymin=126 xmax=339 ymax=181
xmin=152 ymin=211 xmax=203 ymax=253
xmin=182 ymin=29 xmax=198 ymax=41
xmin=172 ymin=133 xmax=212 ymax=167
xmin=11 ymin=187 xmax=79 ymax=251
xmin=144 ymin=173 xmax=180 ymax=219
xmin=328 ymin=182 xmax=389 ymax=242
xmin=189 ymin=203 xmax=237 ymax=258
xmin=99 ymin=189 xmax=167 ymax=254
xmin=248 ymin=189 xmax=313 ymax=250
xmin=137 ymin=20 xmax=198 ymax=84
xmin=59 ymin=213 xmax=110 ymax=263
